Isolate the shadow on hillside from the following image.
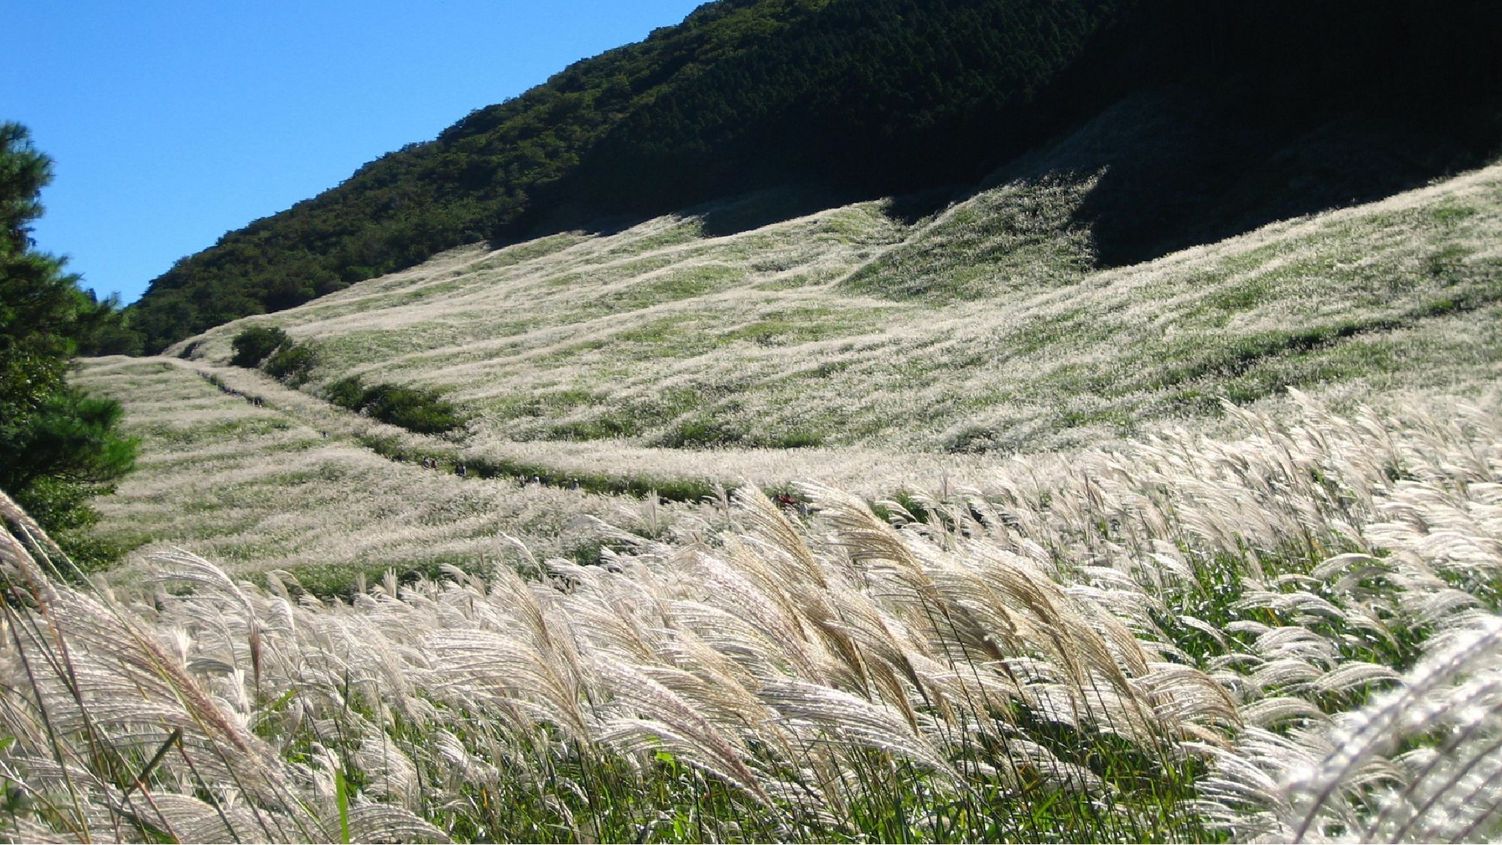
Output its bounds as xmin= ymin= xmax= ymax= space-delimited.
xmin=489 ymin=185 xmax=844 ymax=247
xmin=692 ymin=185 xmax=850 ymax=237
xmin=879 ymin=186 xmax=963 ymax=226
xmin=492 ymin=180 xmax=963 ymax=249
xmin=491 ymin=84 xmax=1497 ymax=269
xmin=1074 ymin=109 xmax=1494 ymax=267
xmin=689 ymin=182 xmax=964 ymax=235
xmin=969 ymin=84 xmax=1500 ymax=270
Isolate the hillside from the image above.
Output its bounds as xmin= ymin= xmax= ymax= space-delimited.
xmin=31 ymin=30 xmax=1502 ymax=834
xmin=67 ymin=356 xmax=712 ymax=590
xmin=171 ymin=162 xmax=1502 ymax=451
xmin=15 ymin=384 xmax=1502 ymax=841
xmin=19 ymin=2 xmax=1502 ymax=839
xmin=68 ymin=160 xmax=1502 ymax=581
xmin=126 ymin=0 xmax=1502 ymax=351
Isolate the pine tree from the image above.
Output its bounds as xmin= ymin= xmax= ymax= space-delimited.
xmin=0 ymin=122 xmax=137 ymax=554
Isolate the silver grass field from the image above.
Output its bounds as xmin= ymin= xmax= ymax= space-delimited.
xmin=4 ymin=393 xmax=1502 ymax=841
xmin=4 ymin=164 xmax=1502 ymax=841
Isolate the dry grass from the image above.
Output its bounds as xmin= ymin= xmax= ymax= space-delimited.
xmin=66 ymin=357 xmax=717 ymax=589
xmin=69 ymin=164 xmax=1502 ymax=583
xmin=33 ymin=156 xmax=1502 ymax=841
xmin=164 ymin=163 xmax=1502 ymax=456
xmin=4 ymin=392 xmax=1501 ymax=841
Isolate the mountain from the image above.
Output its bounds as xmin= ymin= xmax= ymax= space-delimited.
xmin=127 ymin=0 xmax=1502 ymax=352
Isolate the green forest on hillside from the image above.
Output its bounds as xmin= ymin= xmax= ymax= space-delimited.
xmin=127 ymin=0 xmax=1502 ymax=352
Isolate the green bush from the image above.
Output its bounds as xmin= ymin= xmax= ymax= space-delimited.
xmin=325 ymin=376 xmax=464 ymax=434
xmin=229 ymin=325 xmax=291 ymax=368
xmin=363 ymin=384 xmax=464 ymax=434
xmin=262 ymin=342 xmax=318 ymax=386
xmin=1 ymin=389 xmax=138 ymax=547
xmin=324 ymin=376 xmax=367 ymax=410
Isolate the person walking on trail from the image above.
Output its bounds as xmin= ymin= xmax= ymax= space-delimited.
xmin=456 ymin=463 xmax=467 ymax=478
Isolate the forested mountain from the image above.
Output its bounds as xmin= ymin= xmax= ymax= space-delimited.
xmin=128 ymin=0 xmax=1502 ymax=352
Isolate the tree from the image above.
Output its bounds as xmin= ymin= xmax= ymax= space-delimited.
xmin=0 ymin=121 xmax=137 ymax=555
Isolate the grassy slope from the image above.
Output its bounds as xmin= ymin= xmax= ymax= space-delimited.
xmin=36 ymin=159 xmax=1502 ymax=843
xmin=73 ymin=162 xmax=1502 ymax=581
xmin=71 ymin=357 xmax=714 ymax=590
xmin=172 ymin=162 xmax=1501 ymax=454
xmin=24 ymin=376 xmax=1502 ymax=842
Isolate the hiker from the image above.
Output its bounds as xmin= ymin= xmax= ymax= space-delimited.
xmin=456 ymin=463 xmax=467 ymax=478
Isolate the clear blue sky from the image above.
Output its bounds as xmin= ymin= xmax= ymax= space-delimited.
xmin=3 ymin=1 xmax=705 ymax=304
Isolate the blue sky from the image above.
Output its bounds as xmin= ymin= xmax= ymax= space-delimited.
xmin=3 ymin=1 xmax=705 ymax=304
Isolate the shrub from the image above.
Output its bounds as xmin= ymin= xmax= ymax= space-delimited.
xmin=229 ymin=325 xmax=291 ymax=368
xmin=262 ymin=341 xmax=318 ymax=386
xmin=325 ymin=376 xmax=464 ymax=434
xmin=324 ymin=375 xmax=367 ymax=410
xmin=362 ymin=383 xmax=464 ymax=434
